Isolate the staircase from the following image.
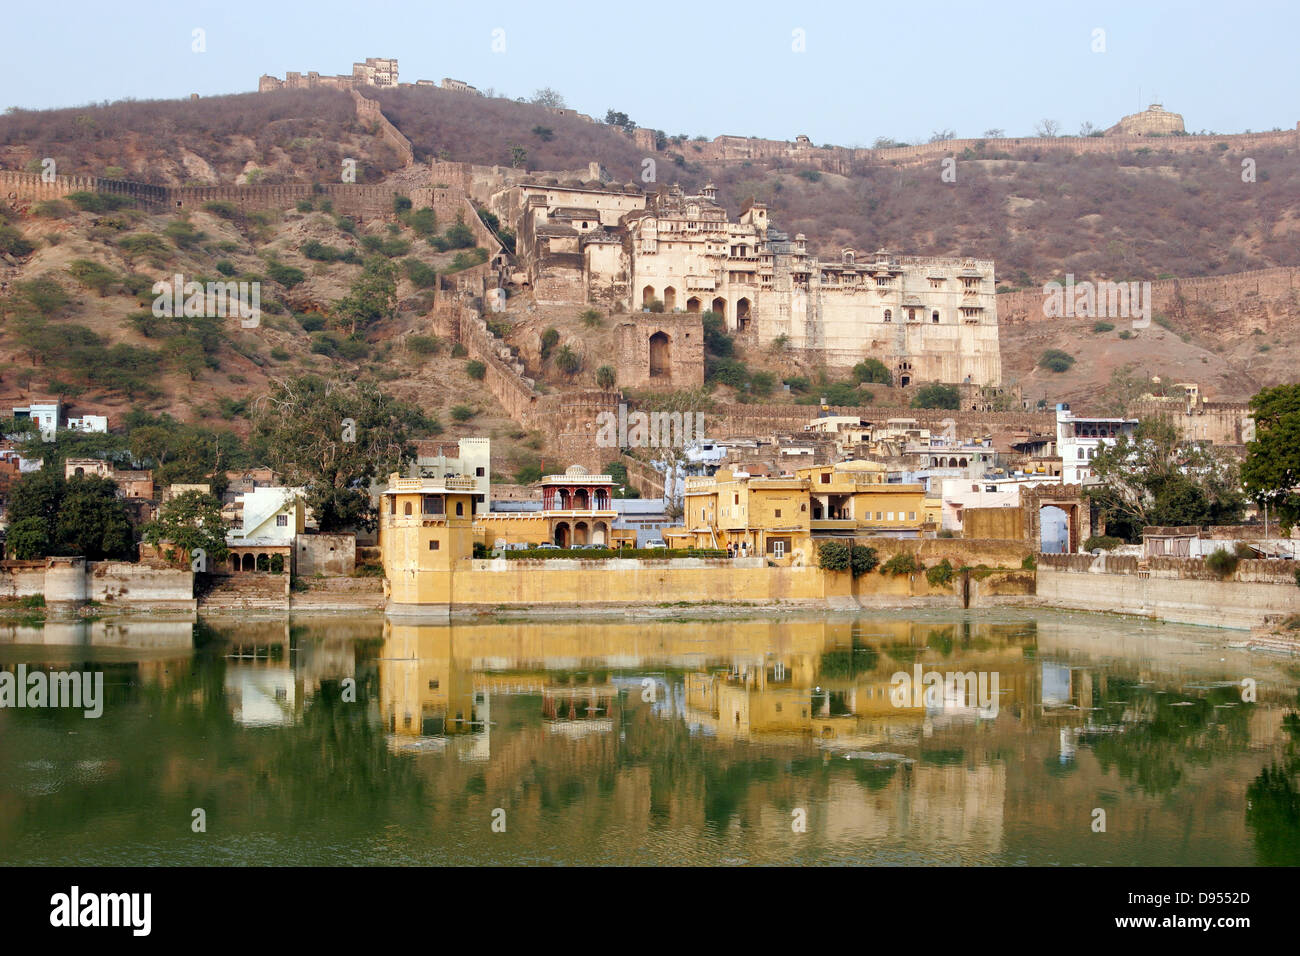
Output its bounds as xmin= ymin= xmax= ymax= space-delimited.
xmin=197 ymin=574 xmax=289 ymax=610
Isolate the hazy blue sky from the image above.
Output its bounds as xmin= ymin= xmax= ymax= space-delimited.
xmin=5 ymin=0 xmax=1297 ymax=145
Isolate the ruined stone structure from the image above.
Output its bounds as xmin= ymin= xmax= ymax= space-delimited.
xmin=1107 ymin=103 xmax=1185 ymax=137
xmin=614 ymin=315 xmax=704 ymax=388
xmin=625 ymin=185 xmax=1000 ymax=383
xmin=259 ymin=57 xmax=400 ymax=93
xmin=500 ymin=180 xmax=1000 ymax=384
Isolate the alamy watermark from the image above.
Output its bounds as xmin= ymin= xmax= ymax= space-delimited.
xmin=890 ymin=664 xmax=999 ymax=717
xmin=596 ymin=402 xmax=706 ymax=449
xmin=1042 ymin=273 xmax=1151 ymax=328
xmin=0 ymin=665 xmax=103 ymax=718
xmin=151 ymin=273 xmax=260 ymax=327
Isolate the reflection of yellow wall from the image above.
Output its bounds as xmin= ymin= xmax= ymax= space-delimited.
xmin=380 ymin=627 xmax=480 ymax=735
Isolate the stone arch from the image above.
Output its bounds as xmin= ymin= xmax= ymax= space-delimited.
xmin=649 ymin=331 xmax=671 ymax=378
xmin=404 ymin=501 xmax=412 ymax=515
xmin=1039 ymin=505 xmax=1071 ymax=554
xmin=573 ymin=488 xmax=589 ymax=509
xmin=663 ymin=286 xmax=676 ymax=311
xmin=736 ymin=297 xmax=751 ymax=331
xmin=592 ymin=521 xmax=608 ymax=546
xmin=241 ymin=553 xmax=255 ymax=572
xmin=256 ymin=553 xmax=270 ymax=572
xmin=554 ymin=521 xmax=570 ymax=547
xmin=573 ymin=521 xmax=589 ymax=546
xmin=686 ymin=296 xmax=701 ymax=313
xmin=641 ymin=285 xmax=655 ymax=308
xmin=74 ymin=466 xmax=85 ymax=477
xmin=711 ymin=297 xmax=726 ymax=320
xmin=229 ymin=554 xmax=240 ymax=573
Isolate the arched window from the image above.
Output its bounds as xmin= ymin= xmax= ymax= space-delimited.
xmin=932 ymin=311 xmax=940 ymax=323
xmin=404 ymin=502 xmax=412 ymax=515
xmin=456 ymin=501 xmax=464 ymax=516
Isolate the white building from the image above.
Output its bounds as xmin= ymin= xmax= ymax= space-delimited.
xmin=1056 ymin=403 xmax=1138 ymax=484
xmin=227 ymin=487 xmax=306 ymax=545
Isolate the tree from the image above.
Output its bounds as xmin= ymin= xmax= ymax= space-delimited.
xmin=596 ymin=365 xmax=616 ymax=389
xmin=911 ymin=383 xmax=960 ymax=410
xmin=509 ymin=145 xmax=528 ymax=169
xmin=604 ymin=110 xmax=636 ymax=135
xmin=1243 ymin=384 xmax=1300 ymax=530
xmin=529 ymin=88 xmax=567 ymax=109
xmin=1079 ymin=121 xmax=1097 ymax=137
xmin=1035 ymin=118 xmax=1061 ymax=138
xmin=554 ymin=345 xmax=581 ymax=378
xmin=929 ymin=128 xmax=955 ymax=142
xmin=333 ymin=256 xmax=397 ymax=336
xmin=6 ymin=516 xmax=51 ymax=560
xmin=67 ymin=259 xmax=118 ymax=296
xmin=143 ymin=490 xmax=228 ymax=567
xmin=852 ymin=358 xmax=892 ymax=385
xmin=1090 ymin=417 xmax=1246 ymax=541
xmin=982 ymin=128 xmax=1005 ymax=138
xmin=251 ymin=376 xmax=428 ymax=532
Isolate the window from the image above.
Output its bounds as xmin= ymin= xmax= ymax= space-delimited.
xmin=455 ymin=502 xmax=464 ymax=516
xmin=389 ymin=498 xmax=396 ymax=515
xmin=820 ymin=473 xmax=831 ymax=483
xmin=773 ymin=541 xmax=785 ymax=558
xmin=734 ymin=494 xmax=740 ymax=505
xmin=276 ymin=514 xmax=288 ymax=527
xmin=887 ymin=512 xmax=895 ymax=521
xmin=404 ymin=502 xmax=412 ymax=515
xmin=932 ymin=311 xmax=940 ymax=323
xmin=875 ymin=512 xmax=882 ymax=521
xmin=476 ymin=467 xmax=485 ymax=477
xmin=428 ymin=540 xmax=440 ymax=550
xmin=883 ymin=309 xmax=892 ymax=322
xmin=908 ymin=512 xmax=916 ymax=521
xmin=423 ymin=495 xmax=444 ymax=515
xmin=775 ymin=509 xmax=782 ymax=518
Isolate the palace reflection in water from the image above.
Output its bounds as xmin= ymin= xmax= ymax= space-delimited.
xmin=1 ymin=611 xmax=1298 ymax=866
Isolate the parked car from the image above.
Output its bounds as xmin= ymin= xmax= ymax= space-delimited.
xmin=645 ymin=540 xmax=667 ymax=549
xmin=537 ymin=543 xmax=560 ymax=550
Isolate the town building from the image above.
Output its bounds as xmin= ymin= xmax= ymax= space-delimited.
xmin=1056 ymin=404 xmax=1139 ymax=483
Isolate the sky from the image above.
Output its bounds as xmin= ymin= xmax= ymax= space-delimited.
xmin=3 ymin=0 xmax=1297 ymax=145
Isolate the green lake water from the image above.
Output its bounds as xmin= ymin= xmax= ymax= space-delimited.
xmin=2 ymin=609 xmax=1298 ymax=866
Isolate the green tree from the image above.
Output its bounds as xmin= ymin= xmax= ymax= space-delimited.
xmin=6 ymin=516 xmax=51 ymax=560
xmin=911 ymin=383 xmax=960 ymax=409
xmin=251 ymin=376 xmax=428 ymax=532
xmin=67 ymin=259 xmax=119 ymax=296
xmin=596 ymin=365 xmax=616 ymax=389
xmin=334 ymin=256 xmax=397 ymax=336
xmin=1090 ymin=417 xmax=1246 ymax=541
xmin=1243 ymin=385 xmax=1300 ymax=530
xmin=554 ymin=345 xmax=581 ymax=377
xmin=143 ymin=490 xmax=228 ymax=567
xmin=852 ymin=358 xmax=892 ymax=385
xmin=43 ymin=475 xmax=134 ymax=559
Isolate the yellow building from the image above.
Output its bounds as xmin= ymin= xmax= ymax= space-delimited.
xmin=378 ymin=473 xmax=478 ymax=606
xmin=796 ymin=461 xmax=927 ymax=537
xmin=672 ymin=468 xmax=813 ymax=562
xmin=472 ymin=465 xmax=619 ymax=548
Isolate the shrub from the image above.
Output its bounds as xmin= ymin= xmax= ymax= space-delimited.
xmin=66 ymin=191 xmax=130 ymax=213
xmin=850 ymin=544 xmax=879 ymax=577
xmin=852 ymin=358 xmax=892 ymax=385
xmin=163 ymin=219 xmax=204 ymax=249
xmin=215 ymin=259 xmax=236 ymax=276
xmin=1021 ymin=554 xmax=1037 ymax=570
xmin=1038 ymin=349 xmax=1076 ymax=373
xmin=203 ymin=201 xmax=239 ymax=220
xmin=407 ymin=334 xmax=442 ymax=356
xmin=393 ymin=195 xmax=413 ymax=214
xmin=295 ymin=199 xmax=314 ymax=213
xmin=540 ymin=327 xmax=560 ymax=359
xmin=1082 ymin=535 xmax=1124 ymax=551
xmin=818 ymin=540 xmax=851 ymax=572
xmin=1204 ymin=547 xmax=1239 ymax=579
xmin=1118 ymin=330 xmax=1134 ymax=340
xmin=595 ymin=365 xmax=616 ymax=388
xmin=554 ymin=345 xmax=581 ymax=377
xmin=910 ymin=383 xmax=960 ymax=410
xmin=1092 ymin=321 xmax=1115 ymax=333
xmin=466 ymin=359 xmax=487 ymax=380
xmin=402 ymin=257 xmax=437 ymax=288
xmin=881 ymin=552 xmax=924 ymax=576
xmin=405 ymin=208 xmax=437 ymax=237
xmin=451 ymin=405 xmax=475 ymax=422
xmin=298 ymin=315 xmax=326 ymax=332
xmin=67 ymin=259 xmax=118 ymax=296
xmin=925 ymin=558 xmax=956 ymax=587
xmin=265 ymin=260 xmax=306 ymax=288
xmin=451 ymin=343 xmax=468 ymax=358
xmin=1232 ymin=541 xmax=1255 ymax=559
xmin=301 ymin=240 xmax=358 ymax=263
xmin=580 ymin=308 xmax=603 ymax=328
xmin=33 ymin=199 xmax=72 ymax=218
xmin=269 ymin=347 xmax=290 ymax=361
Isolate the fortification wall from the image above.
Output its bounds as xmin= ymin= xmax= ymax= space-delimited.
xmin=705 ymin=404 xmax=1053 ymax=438
xmin=998 ymin=266 xmax=1300 ymax=327
xmin=350 ymin=88 xmax=414 ymax=166
xmin=680 ymin=125 xmax=1299 ymax=172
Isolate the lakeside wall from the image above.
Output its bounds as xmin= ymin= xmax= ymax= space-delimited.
xmin=0 ymin=558 xmax=195 ymax=609
xmin=1034 ymin=553 xmax=1300 ymax=629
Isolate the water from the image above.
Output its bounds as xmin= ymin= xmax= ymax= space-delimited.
xmin=1 ymin=610 xmax=1298 ymax=866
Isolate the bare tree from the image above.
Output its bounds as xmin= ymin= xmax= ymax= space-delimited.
xmin=982 ymin=128 xmax=1005 ymax=138
xmin=928 ymin=128 xmax=955 ymax=143
xmin=528 ymin=88 xmax=566 ymax=109
xmin=1035 ymin=118 xmax=1061 ymax=138
xmin=1079 ymin=121 xmax=1097 ymax=137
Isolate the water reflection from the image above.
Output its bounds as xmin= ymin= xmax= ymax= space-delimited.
xmin=0 ymin=611 xmax=1297 ymax=865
